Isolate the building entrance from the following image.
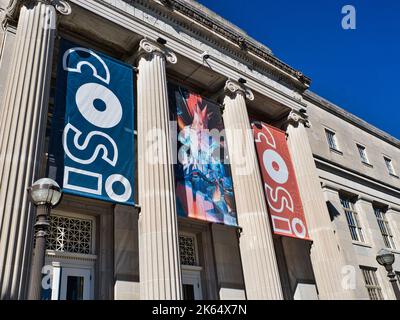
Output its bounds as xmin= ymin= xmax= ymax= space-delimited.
xmin=59 ymin=267 xmax=92 ymax=300
xmin=182 ymin=268 xmax=202 ymax=300
xmin=41 ymin=212 xmax=96 ymax=300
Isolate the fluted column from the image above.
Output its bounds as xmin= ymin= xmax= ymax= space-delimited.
xmin=0 ymin=0 xmax=71 ymax=299
xmin=284 ymin=111 xmax=355 ymax=299
xmin=222 ymin=80 xmax=283 ymax=300
xmin=136 ymin=38 xmax=182 ymax=300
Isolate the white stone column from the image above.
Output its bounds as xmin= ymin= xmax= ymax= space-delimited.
xmin=0 ymin=0 xmax=70 ymax=300
xmin=136 ymin=38 xmax=182 ymax=300
xmin=284 ymin=111 xmax=355 ymax=299
xmin=222 ymin=80 xmax=283 ymax=300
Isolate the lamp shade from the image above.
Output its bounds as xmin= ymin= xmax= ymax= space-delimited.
xmin=376 ymin=248 xmax=395 ymax=267
xmin=29 ymin=178 xmax=62 ymax=207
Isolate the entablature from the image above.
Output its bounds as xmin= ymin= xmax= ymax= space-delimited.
xmin=63 ymin=0 xmax=308 ymax=118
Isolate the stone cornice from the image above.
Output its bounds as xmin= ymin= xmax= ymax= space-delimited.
xmin=320 ymin=181 xmax=340 ymax=192
xmin=304 ymin=90 xmax=400 ymax=149
xmin=387 ymin=205 xmax=400 ymax=212
xmin=314 ymin=155 xmax=400 ymax=197
xmin=357 ymin=194 xmax=375 ymax=203
xmin=153 ymin=0 xmax=311 ymax=89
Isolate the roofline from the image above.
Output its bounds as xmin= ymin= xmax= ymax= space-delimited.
xmin=158 ymin=0 xmax=311 ymax=88
xmin=304 ymin=90 xmax=400 ymax=148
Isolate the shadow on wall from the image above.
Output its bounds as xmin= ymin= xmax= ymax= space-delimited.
xmin=326 ymin=201 xmax=341 ymax=221
xmin=274 ymin=236 xmax=319 ymax=300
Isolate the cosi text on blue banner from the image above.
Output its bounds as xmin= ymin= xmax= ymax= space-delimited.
xmin=48 ymin=39 xmax=135 ymax=205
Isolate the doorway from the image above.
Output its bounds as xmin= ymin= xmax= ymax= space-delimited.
xmin=59 ymin=267 xmax=92 ymax=300
xmin=182 ymin=268 xmax=202 ymax=300
xmin=41 ymin=212 xmax=97 ymax=300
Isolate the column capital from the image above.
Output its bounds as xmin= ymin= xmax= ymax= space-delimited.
xmin=283 ymin=110 xmax=311 ymax=129
xmin=51 ymin=0 xmax=72 ymax=15
xmin=137 ymin=38 xmax=177 ymax=65
xmin=224 ymin=79 xmax=254 ymax=101
xmin=2 ymin=0 xmax=71 ymax=30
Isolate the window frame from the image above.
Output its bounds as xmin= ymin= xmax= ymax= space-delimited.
xmin=324 ymin=128 xmax=340 ymax=152
xmin=46 ymin=212 xmax=96 ymax=255
xmin=383 ymin=156 xmax=397 ymax=177
xmin=178 ymin=232 xmax=200 ymax=267
xmin=356 ymin=143 xmax=370 ymax=165
xmin=374 ymin=206 xmax=396 ymax=249
xmin=340 ymin=196 xmax=364 ymax=243
xmin=360 ymin=266 xmax=384 ymax=300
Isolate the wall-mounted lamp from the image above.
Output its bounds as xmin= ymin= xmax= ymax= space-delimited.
xmin=201 ymin=51 xmax=210 ymax=60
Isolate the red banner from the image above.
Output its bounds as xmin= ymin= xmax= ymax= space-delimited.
xmin=252 ymin=122 xmax=310 ymax=240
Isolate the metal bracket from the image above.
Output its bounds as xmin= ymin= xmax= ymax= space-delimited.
xmin=236 ymin=226 xmax=243 ymax=238
xmin=134 ymin=204 xmax=142 ymax=214
xmin=219 ymin=103 xmax=225 ymax=114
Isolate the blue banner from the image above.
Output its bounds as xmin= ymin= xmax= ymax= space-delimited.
xmin=48 ymin=39 xmax=135 ymax=205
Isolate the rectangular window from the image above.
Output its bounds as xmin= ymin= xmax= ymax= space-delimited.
xmin=384 ymin=157 xmax=396 ymax=176
xmin=357 ymin=144 xmax=369 ymax=164
xmin=325 ymin=129 xmax=339 ymax=151
xmin=374 ymin=207 xmax=396 ymax=249
xmin=179 ymin=234 xmax=198 ymax=266
xmin=360 ymin=267 xmax=384 ymax=300
xmin=46 ymin=215 xmax=94 ymax=254
xmin=340 ymin=196 xmax=364 ymax=242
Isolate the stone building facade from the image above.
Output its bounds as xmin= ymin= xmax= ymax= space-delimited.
xmin=0 ymin=0 xmax=399 ymax=300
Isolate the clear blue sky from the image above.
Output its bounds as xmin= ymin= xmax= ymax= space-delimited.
xmin=197 ymin=0 xmax=400 ymax=139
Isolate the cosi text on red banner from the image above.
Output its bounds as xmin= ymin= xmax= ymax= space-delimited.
xmin=252 ymin=122 xmax=310 ymax=240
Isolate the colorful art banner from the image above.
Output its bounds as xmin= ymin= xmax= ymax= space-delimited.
xmin=169 ymin=85 xmax=238 ymax=226
xmin=48 ymin=39 xmax=135 ymax=205
xmin=252 ymin=121 xmax=310 ymax=240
